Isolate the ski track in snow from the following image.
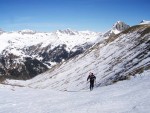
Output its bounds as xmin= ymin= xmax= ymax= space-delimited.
xmin=0 ymin=70 xmax=150 ymax=113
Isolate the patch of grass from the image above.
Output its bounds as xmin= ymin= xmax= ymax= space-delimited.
xmin=141 ymin=26 xmax=150 ymax=37
xmin=126 ymin=64 xmax=150 ymax=78
xmin=121 ymin=25 xmax=142 ymax=34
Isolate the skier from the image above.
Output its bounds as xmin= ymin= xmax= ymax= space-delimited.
xmin=87 ymin=72 xmax=96 ymax=91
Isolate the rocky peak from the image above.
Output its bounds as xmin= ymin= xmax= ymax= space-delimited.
xmin=56 ymin=29 xmax=78 ymax=35
xmin=18 ymin=29 xmax=36 ymax=35
xmin=104 ymin=21 xmax=130 ymax=37
xmin=112 ymin=21 xmax=130 ymax=32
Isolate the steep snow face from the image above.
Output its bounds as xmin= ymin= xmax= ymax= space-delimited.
xmin=140 ymin=20 xmax=150 ymax=25
xmin=7 ymin=24 xmax=150 ymax=90
xmin=1 ymin=70 xmax=150 ymax=113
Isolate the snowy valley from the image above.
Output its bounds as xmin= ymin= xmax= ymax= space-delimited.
xmin=0 ymin=21 xmax=150 ymax=113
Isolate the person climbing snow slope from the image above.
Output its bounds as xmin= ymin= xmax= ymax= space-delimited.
xmin=87 ymin=72 xmax=96 ymax=91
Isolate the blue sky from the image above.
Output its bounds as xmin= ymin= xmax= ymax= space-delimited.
xmin=0 ymin=0 xmax=149 ymax=32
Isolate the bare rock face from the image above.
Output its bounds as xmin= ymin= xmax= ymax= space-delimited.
xmin=104 ymin=21 xmax=130 ymax=37
xmin=112 ymin=21 xmax=130 ymax=32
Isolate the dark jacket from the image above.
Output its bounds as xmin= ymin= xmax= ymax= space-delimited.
xmin=87 ymin=73 xmax=96 ymax=82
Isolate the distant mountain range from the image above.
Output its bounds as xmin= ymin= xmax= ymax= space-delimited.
xmin=0 ymin=26 xmax=101 ymax=79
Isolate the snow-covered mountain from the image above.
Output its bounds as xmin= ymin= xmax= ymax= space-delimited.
xmin=0 ymin=29 xmax=101 ymax=79
xmin=104 ymin=21 xmax=130 ymax=37
xmin=18 ymin=29 xmax=36 ymax=34
xmin=5 ymin=23 xmax=150 ymax=91
xmin=140 ymin=20 xmax=150 ymax=25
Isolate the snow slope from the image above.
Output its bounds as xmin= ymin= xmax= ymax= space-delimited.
xmin=0 ymin=70 xmax=150 ymax=113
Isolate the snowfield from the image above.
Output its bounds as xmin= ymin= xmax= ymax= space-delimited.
xmin=0 ymin=70 xmax=150 ymax=113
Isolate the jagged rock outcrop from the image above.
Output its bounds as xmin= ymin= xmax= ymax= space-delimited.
xmin=112 ymin=21 xmax=130 ymax=32
xmin=104 ymin=21 xmax=130 ymax=37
